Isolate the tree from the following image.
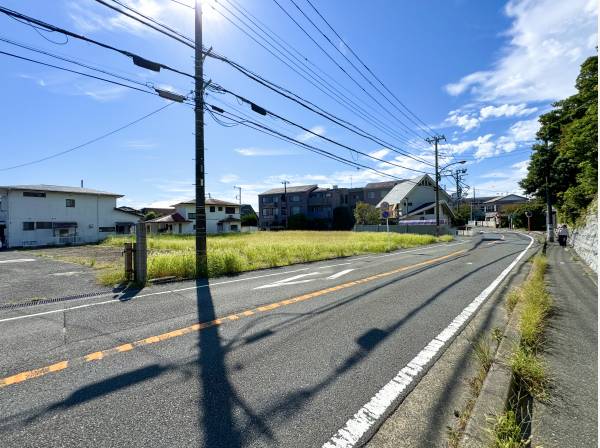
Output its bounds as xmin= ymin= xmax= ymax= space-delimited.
xmin=287 ymin=213 xmax=309 ymax=230
xmin=354 ymin=202 xmax=380 ymax=225
xmin=143 ymin=211 xmax=157 ymax=221
xmin=332 ymin=206 xmax=355 ymax=230
xmin=503 ymin=201 xmax=546 ymax=230
xmin=520 ymin=56 xmax=597 ymax=224
xmin=241 ymin=214 xmax=258 ymax=226
xmin=451 ymin=204 xmax=472 ymax=227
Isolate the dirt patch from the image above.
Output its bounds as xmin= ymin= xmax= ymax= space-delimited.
xmin=28 ymin=245 xmax=123 ymax=266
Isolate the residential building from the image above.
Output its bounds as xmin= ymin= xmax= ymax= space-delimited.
xmin=145 ymin=198 xmax=241 ymax=234
xmin=258 ymin=181 xmax=401 ymax=229
xmin=0 ymin=184 xmax=141 ymax=248
xmin=481 ymin=194 xmax=530 ymax=225
xmin=259 ymin=185 xmax=317 ymax=229
xmin=363 ymin=181 xmax=402 ymax=205
xmin=376 ymin=175 xmax=454 ymax=223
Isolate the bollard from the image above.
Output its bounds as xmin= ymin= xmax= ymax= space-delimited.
xmin=124 ymin=242 xmax=134 ymax=281
xmin=134 ymin=222 xmax=147 ymax=284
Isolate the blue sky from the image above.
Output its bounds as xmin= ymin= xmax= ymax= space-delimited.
xmin=0 ymin=0 xmax=596 ymax=209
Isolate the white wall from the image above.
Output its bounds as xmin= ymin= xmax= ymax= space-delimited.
xmin=0 ymin=189 xmax=139 ymax=247
xmin=174 ymin=203 xmax=240 ymax=234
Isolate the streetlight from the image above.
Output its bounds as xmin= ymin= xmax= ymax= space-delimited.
xmin=434 ymin=160 xmax=466 ymax=235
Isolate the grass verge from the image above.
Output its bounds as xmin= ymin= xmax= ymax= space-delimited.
xmin=490 ymin=254 xmax=551 ymax=445
xmin=94 ymin=231 xmax=452 ymax=285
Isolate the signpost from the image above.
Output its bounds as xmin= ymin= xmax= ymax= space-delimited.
xmin=380 ymin=202 xmax=390 ymax=250
xmin=525 ymin=211 xmax=532 ymax=232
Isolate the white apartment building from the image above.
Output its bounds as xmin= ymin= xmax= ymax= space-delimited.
xmin=0 ymin=185 xmax=142 ymax=248
xmin=145 ymin=198 xmax=241 ymax=234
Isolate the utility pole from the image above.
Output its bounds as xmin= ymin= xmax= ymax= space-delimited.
xmin=425 ymin=135 xmax=446 ymax=236
xmin=544 ymin=139 xmax=554 ymax=242
xmin=281 ymin=180 xmax=289 ymax=229
xmin=452 ymin=169 xmax=467 ymax=204
xmin=233 ymin=185 xmax=242 ymax=207
xmin=194 ymin=0 xmax=207 ymax=276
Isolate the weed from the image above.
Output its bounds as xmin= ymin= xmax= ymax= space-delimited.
xmin=96 ymin=231 xmax=453 ymax=285
xmin=505 ymin=288 xmax=521 ymax=313
xmin=510 ymin=347 xmax=548 ymax=400
xmin=489 ymin=411 xmax=529 ymax=448
xmin=492 ymin=327 xmax=504 ymax=345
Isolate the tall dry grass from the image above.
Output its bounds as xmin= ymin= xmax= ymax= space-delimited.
xmin=99 ymin=231 xmax=453 ymax=284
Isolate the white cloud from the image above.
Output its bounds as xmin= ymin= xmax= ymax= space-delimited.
xmin=234 ymin=147 xmax=296 ymax=156
xmin=219 ymin=174 xmax=239 ymax=183
xmin=442 ymin=134 xmax=495 ymax=156
xmin=478 ymin=103 xmax=538 ymax=120
xmin=296 ymin=125 xmax=326 ymax=142
xmin=507 ymin=118 xmax=540 ymax=142
xmin=79 ymin=85 xmax=128 ymax=102
xmin=445 ymin=0 xmax=597 ymax=102
xmin=475 ymin=159 xmax=530 ymax=195
xmin=445 ymin=110 xmax=480 ymax=131
xmin=444 ymin=102 xmax=539 ymax=132
xmin=124 ymin=140 xmax=157 ymax=150
xmin=368 ymin=148 xmax=391 ymax=159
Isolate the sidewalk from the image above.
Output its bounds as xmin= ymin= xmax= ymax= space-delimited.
xmin=532 ymin=244 xmax=598 ymax=447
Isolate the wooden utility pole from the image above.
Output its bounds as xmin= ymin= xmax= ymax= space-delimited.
xmin=425 ymin=135 xmax=446 ymax=236
xmin=194 ymin=0 xmax=207 ymax=276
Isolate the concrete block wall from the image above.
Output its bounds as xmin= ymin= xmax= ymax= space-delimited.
xmin=570 ymin=204 xmax=598 ymax=273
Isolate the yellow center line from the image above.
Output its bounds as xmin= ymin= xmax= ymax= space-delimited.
xmin=0 ymin=249 xmax=466 ymax=389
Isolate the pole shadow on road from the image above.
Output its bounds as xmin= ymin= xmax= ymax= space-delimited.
xmin=215 ymin=248 xmax=526 ymax=439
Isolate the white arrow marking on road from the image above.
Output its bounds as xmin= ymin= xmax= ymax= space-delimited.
xmin=254 ymin=272 xmax=320 ymax=289
xmin=326 ymin=269 xmax=355 ymax=280
xmin=0 ymin=258 xmax=36 ymax=264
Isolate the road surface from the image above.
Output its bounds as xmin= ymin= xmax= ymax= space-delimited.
xmin=0 ymin=232 xmax=533 ymax=447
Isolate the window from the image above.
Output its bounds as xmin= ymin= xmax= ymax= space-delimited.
xmin=218 ymin=206 xmax=223 ymax=211
xmin=23 ymin=222 xmax=35 ymax=231
xmin=274 ymin=208 xmax=279 ymax=216
xmin=230 ymin=224 xmax=238 ymax=231
xmin=209 ymin=206 xmax=215 ymax=212
xmin=66 ymin=199 xmax=75 ymax=207
xmin=99 ymin=227 xmax=115 ymax=232
xmin=193 ymin=224 xmax=196 ymax=230
xmin=262 ymin=209 xmax=272 ymax=217
xmin=367 ymin=191 xmax=375 ymax=199
xmin=262 ymin=197 xmax=270 ymax=204
xmin=225 ymin=207 xmax=235 ymax=214
xmin=23 ymin=191 xmax=45 ymax=198
xmin=36 ymin=222 xmax=53 ymax=229
xmin=291 ymin=206 xmax=301 ymax=215
xmin=188 ymin=212 xmax=196 ymax=219
xmin=291 ymin=195 xmax=300 ymax=202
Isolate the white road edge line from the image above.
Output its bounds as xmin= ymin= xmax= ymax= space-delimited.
xmin=0 ymin=240 xmax=470 ymax=323
xmin=322 ymin=233 xmax=534 ymax=448
xmin=326 ymin=269 xmax=355 ymax=280
xmin=0 ymin=259 xmax=36 ymax=264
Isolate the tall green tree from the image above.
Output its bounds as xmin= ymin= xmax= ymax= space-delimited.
xmin=520 ymin=56 xmax=597 ymax=224
xmin=354 ymin=202 xmax=381 ymax=225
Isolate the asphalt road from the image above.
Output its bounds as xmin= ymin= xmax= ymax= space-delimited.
xmin=0 ymin=250 xmax=107 ymax=304
xmin=0 ymin=232 xmax=534 ymax=447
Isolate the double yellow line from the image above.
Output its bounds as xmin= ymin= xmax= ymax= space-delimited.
xmin=0 ymin=249 xmax=465 ymax=389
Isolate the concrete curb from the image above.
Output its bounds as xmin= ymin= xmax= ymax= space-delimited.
xmin=460 ymin=248 xmax=539 ymax=447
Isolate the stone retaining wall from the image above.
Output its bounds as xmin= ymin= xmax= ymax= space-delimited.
xmin=570 ymin=204 xmax=598 ymax=273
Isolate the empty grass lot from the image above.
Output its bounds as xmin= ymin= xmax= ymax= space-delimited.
xmin=97 ymin=231 xmax=453 ymax=285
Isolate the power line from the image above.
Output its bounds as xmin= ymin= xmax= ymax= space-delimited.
xmin=303 ymin=0 xmax=437 ymax=136
xmin=93 ymin=0 xmax=194 ymax=49
xmin=271 ymin=0 xmax=428 ymax=142
xmin=213 ymin=0 xmax=427 ymax=150
xmin=0 ymin=6 xmax=194 ymax=79
xmin=207 ymin=104 xmax=406 ymax=181
xmin=210 ymin=53 xmax=435 ymax=167
xmin=0 ymin=36 xmax=155 ymax=89
xmin=2 ymin=5 xmax=433 ymax=167
xmin=210 ymin=85 xmax=431 ymax=174
xmin=0 ymin=103 xmax=173 ymax=171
